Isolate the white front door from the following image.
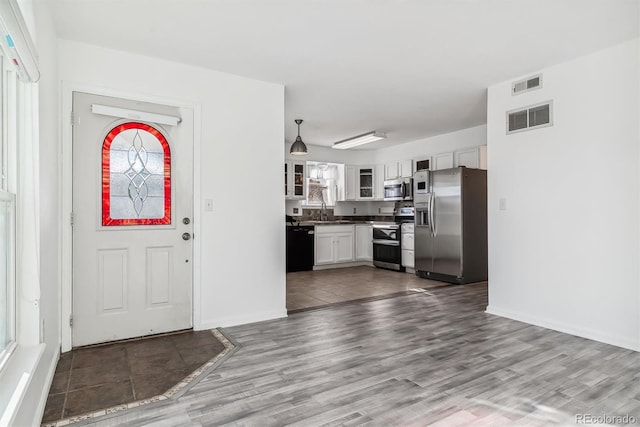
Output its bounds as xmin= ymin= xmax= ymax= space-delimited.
xmin=72 ymin=92 xmax=193 ymax=347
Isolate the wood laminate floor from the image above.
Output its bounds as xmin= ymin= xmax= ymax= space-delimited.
xmin=74 ymin=282 xmax=639 ymax=426
xmin=287 ymin=266 xmax=449 ymax=312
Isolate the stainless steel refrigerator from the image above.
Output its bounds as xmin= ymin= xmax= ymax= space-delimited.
xmin=413 ymin=167 xmax=487 ymax=284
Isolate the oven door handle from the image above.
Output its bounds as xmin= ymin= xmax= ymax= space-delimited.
xmin=372 ymin=240 xmax=400 ymax=246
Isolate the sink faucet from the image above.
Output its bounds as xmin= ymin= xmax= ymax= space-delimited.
xmin=320 ymin=202 xmax=328 ymax=221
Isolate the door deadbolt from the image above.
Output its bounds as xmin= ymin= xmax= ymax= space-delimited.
xmin=182 ymin=217 xmax=190 ymax=225
xmin=182 ymin=233 xmax=191 ymax=241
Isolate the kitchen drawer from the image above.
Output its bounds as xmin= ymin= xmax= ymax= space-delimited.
xmin=401 ymin=232 xmax=414 ymax=250
xmin=401 ymin=249 xmax=414 ymax=268
xmin=401 ymin=223 xmax=414 ymax=234
xmin=314 ymin=225 xmax=354 ymax=234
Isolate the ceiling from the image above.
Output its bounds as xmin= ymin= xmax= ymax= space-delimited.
xmin=50 ymin=0 xmax=639 ymax=150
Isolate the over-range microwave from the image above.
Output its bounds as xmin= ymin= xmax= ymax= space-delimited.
xmin=383 ymin=178 xmax=413 ymax=201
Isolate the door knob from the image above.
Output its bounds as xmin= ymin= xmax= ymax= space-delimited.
xmin=182 ymin=233 xmax=191 ymax=241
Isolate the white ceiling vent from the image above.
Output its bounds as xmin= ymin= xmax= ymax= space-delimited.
xmin=512 ymin=74 xmax=542 ymax=95
xmin=506 ymin=100 xmax=553 ymax=134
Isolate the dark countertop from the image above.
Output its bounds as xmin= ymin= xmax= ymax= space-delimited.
xmin=288 ymin=220 xmax=397 ymax=226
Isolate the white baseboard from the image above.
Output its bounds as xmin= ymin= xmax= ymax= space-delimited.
xmin=485 ymin=305 xmax=640 ymax=352
xmin=197 ymin=309 xmax=288 ymax=331
xmin=32 ymin=346 xmax=60 ymax=426
xmin=313 ymin=261 xmax=373 ymax=270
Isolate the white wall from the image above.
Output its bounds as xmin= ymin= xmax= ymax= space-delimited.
xmin=286 ymin=124 xmax=486 ymax=167
xmin=486 ymin=38 xmax=640 ymax=351
xmin=58 ymin=40 xmax=286 ymax=332
xmin=285 ymin=141 xmax=376 ymax=165
xmin=372 ymin=125 xmax=486 ymax=164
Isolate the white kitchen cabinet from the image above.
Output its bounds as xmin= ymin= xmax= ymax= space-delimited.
xmin=433 ymin=152 xmax=454 ymax=170
xmin=374 ymin=164 xmax=385 ymax=200
xmin=315 ymin=225 xmax=355 ymax=265
xmin=355 ymin=224 xmax=373 ymax=261
xmin=401 ymin=223 xmax=415 ymax=268
xmin=453 ymin=145 xmax=487 ymax=169
xmin=402 ymin=232 xmax=414 ymax=251
xmin=357 ymin=166 xmax=375 ymax=200
xmin=344 ymin=165 xmax=376 ymax=201
xmin=315 ymin=234 xmax=335 ymax=265
xmin=335 ymin=233 xmax=355 ymax=263
xmin=384 ymin=162 xmax=399 ymax=180
xmin=401 ymin=250 xmax=415 ymax=268
xmin=344 ymin=165 xmax=357 ymax=201
xmin=399 ymin=159 xmax=413 ymax=178
xmin=285 ymin=161 xmax=306 ymax=199
xmin=384 ymin=160 xmax=413 ymax=180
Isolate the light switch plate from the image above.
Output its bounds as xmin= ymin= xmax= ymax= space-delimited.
xmin=499 ymin=198 xmax=507 ymax=211
xmin=204 ymin=199 xmax=213 ymax=211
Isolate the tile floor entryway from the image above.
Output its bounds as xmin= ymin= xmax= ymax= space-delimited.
xmin=42 ymin=330 xmax=226 ymax=424
xmin=286 ymin=265 xmax=450 ymax=312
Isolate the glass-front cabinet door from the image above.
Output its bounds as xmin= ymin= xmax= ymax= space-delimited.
xmin=293 ymin=163 xmax=305 ymax=198
xmin=358 ymin=166 xmax=374 ymax=200
xmin=285 ymin=161 xmax=306 ymax=200
xmin=284 ymin=163 xmax=289 ymax=197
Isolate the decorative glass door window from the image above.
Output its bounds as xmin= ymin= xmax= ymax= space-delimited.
xmin=102 ymin=122 xmax=171 ymax=226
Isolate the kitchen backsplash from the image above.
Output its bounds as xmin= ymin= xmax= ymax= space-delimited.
xmin=286 ymin=200 xmax=396 ymax=218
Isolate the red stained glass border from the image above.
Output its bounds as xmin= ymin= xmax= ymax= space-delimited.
xmin=102 ymin=122 xmax=171 ymax=226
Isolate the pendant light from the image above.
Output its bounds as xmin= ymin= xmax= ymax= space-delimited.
xmin=289 ymin=119 xmax=308 ymax=156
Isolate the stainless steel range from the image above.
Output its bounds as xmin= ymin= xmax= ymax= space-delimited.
xmin=372 ymin=223 xmax=403 ymax=271
xmin=372 ymin=205 xmax=414 ymax=272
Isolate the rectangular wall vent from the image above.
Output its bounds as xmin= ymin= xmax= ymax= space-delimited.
xmin=506 ymin=101 xmax=553 ymax=134
xmin=512 ymin=73 xmax=542 ymax=95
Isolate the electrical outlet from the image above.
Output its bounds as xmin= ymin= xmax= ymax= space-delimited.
xmin=205 ymin=199 xmax=213 ymax=212
xmin=353 ymin=207 xmax=357 ymax=214
xmin=499 ymin=198 xmax=507 ymax=211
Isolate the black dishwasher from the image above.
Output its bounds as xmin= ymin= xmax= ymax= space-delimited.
xmin=286 ymin=225 xmax=315 ymax=272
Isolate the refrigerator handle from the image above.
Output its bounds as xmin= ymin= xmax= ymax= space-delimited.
xmin=429 ymin=193 xmax=435 ymax=236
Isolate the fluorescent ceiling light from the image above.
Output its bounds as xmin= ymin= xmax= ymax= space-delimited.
xmin=332 ymin=131 xmax=386 ymax=150
xmin=91 ymin=104 xmax=182 ymax=126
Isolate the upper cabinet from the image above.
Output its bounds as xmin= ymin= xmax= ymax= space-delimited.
xmin=454 ymin=145 xmax=487 ymax=169
xmin=357 ymin=166 xmax=375 ymax=200
xmin=345 ymin=165 xmax=357 ymax=201
xmin=374 ymin=164 xmax=385 ymax=200
xmin=285 ymin=161 xmax=306 ymax=199
xmin=399 ymin=159 xmax=413 ymax=178
xmin=433 ymin=152 xmax=454 ymax=170
xmin=284 ymin=145 xmax=487 ymax=202
xmin=343 ymin=165 xmax=378 ymax=201
xmin=432 ymin=146 xmax=488 ymax=171
xmin=384 ymin=162 xmax=398 ymax=180
xmin=384 ymin=160 xmax=413 ymax=180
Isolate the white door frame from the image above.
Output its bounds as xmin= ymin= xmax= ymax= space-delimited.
xmin=60 ymin=82 xmax=203 ymax=352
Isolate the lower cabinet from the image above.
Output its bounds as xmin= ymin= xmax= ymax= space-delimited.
xmin=315 ymin=225 xmax=355 ymax=265
xmin=401 ymin=223 xmax=415 ymax=268
xmin=355 ymin=224 xmax=373 ymax=261
xmin=401 ymin=249 xmax=415 ymax=268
